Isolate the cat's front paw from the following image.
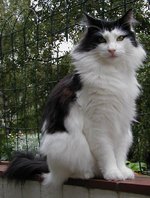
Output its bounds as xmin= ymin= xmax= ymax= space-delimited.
xmin=103 ymin=168 xmax=124 ymax=181
xmin=120 ymin=166 xmax=135 ymax=180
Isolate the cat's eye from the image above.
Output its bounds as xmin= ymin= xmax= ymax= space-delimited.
xmin=117 ymin=35 xmax=126 ymax=41
xmin=98 ymin=36 xmax=106 ymax=43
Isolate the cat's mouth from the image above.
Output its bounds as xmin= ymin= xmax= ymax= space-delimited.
xmin=108 ymin=54 xmax=118 ymax=58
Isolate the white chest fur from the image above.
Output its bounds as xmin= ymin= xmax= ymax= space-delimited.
xmin=77 ymin=66 xmax=139 ymax=127
xmin=72 ymin=45 xmax=145 ymax=130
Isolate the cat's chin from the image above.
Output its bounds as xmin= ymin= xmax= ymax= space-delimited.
xmin=107 ymin=52 xmax=120 ymax=58
xmin=101 ymin=54 xmax=119 ymax=62
xmin=108 ymin=55 xmax=118 ymax=59
xmin=100 ymin=54 xmax=119 ymax=60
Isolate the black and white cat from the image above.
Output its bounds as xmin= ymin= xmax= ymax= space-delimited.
xmin=5 ymin=10 xmax=146 ymax=187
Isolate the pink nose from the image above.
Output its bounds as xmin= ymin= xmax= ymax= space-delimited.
xmin=108 ymin=49 xmax=116 ymax=56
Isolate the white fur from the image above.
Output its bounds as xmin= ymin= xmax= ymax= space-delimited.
xmin=40 ymin=28 xmax=146 ymax=186
xmin=40 ymin=104 xmax=98 ymax=186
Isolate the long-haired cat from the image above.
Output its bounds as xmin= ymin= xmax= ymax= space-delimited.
xmin=5 ymin=10 xmax=146 ymax=187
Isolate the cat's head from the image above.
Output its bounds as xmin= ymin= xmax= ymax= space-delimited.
xmin=73 ymin=10 xmax=146 ymax=66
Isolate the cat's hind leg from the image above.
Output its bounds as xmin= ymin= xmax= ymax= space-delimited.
xmin=40 ymin=104 xmax=96 ymax=186
xmin=41 ymin=133 xmax=95 ymax=186
xmin=40 ymin=132 xmax=72 ymax=186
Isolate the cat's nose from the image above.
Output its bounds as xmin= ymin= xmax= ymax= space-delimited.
xmin=108 ymin=49 xmax=116 ymax=56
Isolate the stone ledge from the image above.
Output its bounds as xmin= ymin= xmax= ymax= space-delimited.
xmin=0 ymin=162 xmax=150 ymax=196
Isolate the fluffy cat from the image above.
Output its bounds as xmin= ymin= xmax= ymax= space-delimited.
xmin=5 ymin=10 xmax=146 ymax=187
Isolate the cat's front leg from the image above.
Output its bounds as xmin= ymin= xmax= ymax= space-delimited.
xmin=86 ymin=129 xmax=125 ymax=181
xmin=115 ymin=129 xmax=135 ymax=180
xmin=98 ymin=145 xmax=124 ymax=181
xmin=118 ymin=166 xmax=134 ymax=180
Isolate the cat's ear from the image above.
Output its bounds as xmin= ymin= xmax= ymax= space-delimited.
xmin=83 ymin=13 xmax=96 ymax=26
xmin=121 ymin=9 xmax=134 ymax=23
xmin=118 ymin=9 xmax=136 ymax=28
xmin=82 ymin=12 xmax=101 ymax=28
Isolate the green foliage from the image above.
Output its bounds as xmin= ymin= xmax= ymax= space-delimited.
xmin=0 ymin=132 xmax=39 ymax=160
xmin=0 ymin=134 xmax=15 ymax=160
xmin=126 ymin=161 xmax=147 ymax=173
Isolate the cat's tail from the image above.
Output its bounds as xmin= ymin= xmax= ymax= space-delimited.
xmin=4 ymin=152 xmax=49 ymax=182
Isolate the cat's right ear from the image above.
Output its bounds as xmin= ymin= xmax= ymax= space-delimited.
xmin=118 ymin=9 xmax=137 ymax=29
xmin=82 ymin=12 xmax=100 ymax=27
xmin=83 ymin=13 xmax=95 ymax=26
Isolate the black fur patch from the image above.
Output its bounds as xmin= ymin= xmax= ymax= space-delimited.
xmin=42 ymin=73 xmax=82 ymax=134
xmin=4 ymin=152 xmax=49 ymax=182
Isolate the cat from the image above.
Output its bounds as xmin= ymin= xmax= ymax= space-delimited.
xmin=4 ymin=9 xmax=146 ymax=187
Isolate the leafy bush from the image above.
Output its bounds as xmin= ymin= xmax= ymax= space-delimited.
xmin=126 ymin=161 xmax=147 ymax=173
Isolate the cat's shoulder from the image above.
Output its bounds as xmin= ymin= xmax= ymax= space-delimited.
xmin=49 ymin=73 xmax=82 ymax=101
xmin=41 ymin=73 xmax=82 ymax=134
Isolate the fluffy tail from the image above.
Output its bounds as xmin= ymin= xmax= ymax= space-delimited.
xmin=4 ymin=152 xmax=49 ymax=181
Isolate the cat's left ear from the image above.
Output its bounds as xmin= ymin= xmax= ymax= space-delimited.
xmin=118 ymin=9 xmax=136 ymax=28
